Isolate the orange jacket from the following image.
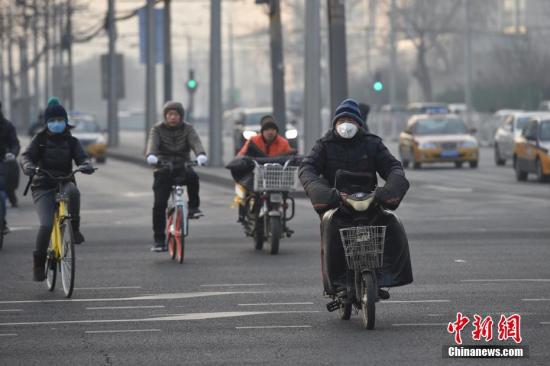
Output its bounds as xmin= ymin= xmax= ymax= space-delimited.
xmin=237 ymin=134 xmax=293 ymax=157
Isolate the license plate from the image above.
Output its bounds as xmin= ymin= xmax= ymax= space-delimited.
xmin=270 ymin=193 xmax=283 ymax=203
xmin=440 ymin=150 xmax=459 ymax=158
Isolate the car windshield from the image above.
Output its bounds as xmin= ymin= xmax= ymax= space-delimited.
xmin=244 ymin=112 xmax=270 ymax=125
xmin=72 ymin=119 xmax=100 ymax=133
xmin=516 ymin=117 xmax=530 ymax=130
xmin=414 ymin=118 xmax=469 ymax=135
xmin=540 ymin=121 xmax=550 ymax=141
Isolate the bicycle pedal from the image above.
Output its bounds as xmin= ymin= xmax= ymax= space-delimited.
xmin=326 ymin=300 xmax=340 ymax=312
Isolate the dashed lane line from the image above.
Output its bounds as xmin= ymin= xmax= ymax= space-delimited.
xmin=85 ymin=329 xmax=161 ymax=334
xmin=236 ymin=325 xmax=312 ymax=330
xmin=238 ymin=302 xmax=314 ymax=306
xmin=86 ymin=306 xmax=165 ymax=310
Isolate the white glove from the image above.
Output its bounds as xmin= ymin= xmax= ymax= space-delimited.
xmin=146 ymin=154 xmax=158 ymax=166
xmin=4 ymin=153 xmax=15 ymax=161
xmin=197 ymin=154 xmax=208 ymax=166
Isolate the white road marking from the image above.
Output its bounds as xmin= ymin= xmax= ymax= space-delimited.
xmin=0 ymin=333 xmax=17 ymax=337
xmin=0 ymin=310 xmax=319 ymax=327
xmin=462 ymin=279 xmax=550 ymax=283
xmin=122 ymin=192 xmax=153 ymax=198
xmin=85 ymin=329 xmax=161 ymax=334
xmin=454 ymin=259 xmax=467 ymax=263
xmin=75 ymin=286 xmax=142 ymax=290
xmin=0 ymin=291 xmax=265 ymax=305
xmin=427 ymin=314 xmax=443 ymax=317
xmin=86 ymin=306 xmax=165 ymax=310
xmin=424 ymin=185 xmax=473 ymax=193
xmin=236 ymin=325 xmax=312 ymax=329
xmin=0 ymin=309 xmax=22 ymax=312
xmin=200 ymin=284 xmax=266 ymax=287
xmin=522 ymin=299 xmax=550 ymax=302
xmin=238 ymin=302 xmax=314 ymax=306
xmin=392 ymin=323 xmax=447 ymax=327
xmin=80 ymin=209 xmax=114 ymax=214
xmin=5 ymin=226 xmax=33 ymax=232
xmin=541 ymin=322 xmax=550 ymax=325
xmin=384 ymin=300 xmax=450 ymax=304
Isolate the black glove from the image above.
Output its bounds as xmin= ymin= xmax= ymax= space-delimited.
xmin=78 ymin=163 xmax=95 ymax=175
xmin=374 ymin=173 xmax=410 ymax=210
xmin=24 ymin=164 xmax=38 ymax=176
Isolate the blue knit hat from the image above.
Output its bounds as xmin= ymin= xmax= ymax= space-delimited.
xmin=332 ymin=98 xmax=364 ymax=128
xmin=44 ymin=97 xmax=68 ymax=123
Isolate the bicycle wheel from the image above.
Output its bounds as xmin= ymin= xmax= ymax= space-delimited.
xmin=361 ymin=271 xmax=377 ymax=330
xmin=175 ymin=207 xmax=185 ymax=264
xmin=167 ymin=214 xmax=176 ymax=260
xmin=45 ymin=246 xmax=57 ymax=291
xmin=269 ymin=216 xmax=281 ymax=255
xmin=60 ymin=222 xmax=75 ymax=298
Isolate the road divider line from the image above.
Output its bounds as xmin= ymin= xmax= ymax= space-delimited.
xmin=0 ymin=309 xmax=22 ymax=312
xmin=0 ymin=291 xmax=267 ymax=304
xmin=384 ymin=300 xmax=450 ymax=304
xmin=236 ymin=325 xmax=311 ymax=329
xmin=462 ymin=279 xmax=550 ymax=283
xmin=76 ymin=286 xmax=142 ymax=290
xmin=238 ymin=302 xmax=314 ymax=306
xmin=0 ymin=310 xmax=319 ymax=327
xmin=200 ymin=284 xmax=266 ymax=287
xmin=85 ymin=329 xmax=161 ymax=334
xmin=392 ymin=323 xmax=446 ymax=327
xmin=0 ymin=333 xmax=17 ymax=337
xmin=86 ymin=306 xmax=165 ymax=310
xmin=541 ymin=322 xmax=550 ymax=325
xmin=522 ymin=299 xmax=550 ymax=302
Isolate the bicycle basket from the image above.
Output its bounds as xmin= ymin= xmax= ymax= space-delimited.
xmin=253 ymin=165 xmax=299 ymax=191
xmin=338 ymin=225 xmax=386 ymax=271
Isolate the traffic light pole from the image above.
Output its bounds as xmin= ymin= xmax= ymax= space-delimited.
xmin=163 ymin=0 xmax=172 ymax=102
xmin=208 ymin=0 xmax=223 ymax=167
xmin=304 ymin=0 xmax=321 ymax=154
xmin=145 ymin=0 xmax=157 ymax=146
xmin=107 ymin=0 xmax=119 ymax=147
xmin=268 ymin=0 xmax=286 ymax=135
xmin=327 ymin=0 xmax=348 ymax=113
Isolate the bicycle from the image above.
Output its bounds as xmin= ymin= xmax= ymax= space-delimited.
xmin=24 ymin=167 xmax=95 ymax=297
xmin=159 ymin=161 xmax=199 ymax=264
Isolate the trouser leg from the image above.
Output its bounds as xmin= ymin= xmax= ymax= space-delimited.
xmin=320 ymin=211 xmax=347 ymax=295
xmin=185 ymin=168 xmax=200 ymax=209
xmin=62 ymin=182 xmax=81 ymax=233
xmin=152 ymin=171 xmax=171 ymax=242
xmin=32 ymin=190 xmax=56 ymax=256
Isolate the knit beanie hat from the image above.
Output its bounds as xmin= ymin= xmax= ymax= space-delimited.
xmin=260 ymin=115 xmax=279 ymax=132
xmin=332 ymin=98 xmax=364 ymax=128
xmin=163 ymin=101 xmax=185 ymax=120
xmin=44 ymin=97 xmax=68 ymax=123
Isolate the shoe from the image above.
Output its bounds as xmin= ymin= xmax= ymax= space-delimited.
xmin=150 ymin=241 xmax=166 ymax=252
xmin=378 ymin=288 xmax=390 ymax=300
xmin=188 ymin=207 xmax=203 ymax=219
xmin=73 ymin=231 xmax=85 ymax=245
xmin=33 ymin=251 xmax=46 ymax=282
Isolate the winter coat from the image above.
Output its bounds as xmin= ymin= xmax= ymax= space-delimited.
xmin=146 ymin=121 xmax=205 ymax=166
xmin=0 ymin=118 xmax=20 ymax=157
xmin=237 ymin=134 xmax=293 ymax=158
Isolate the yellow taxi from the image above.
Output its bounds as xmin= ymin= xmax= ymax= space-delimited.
xmin=69 ymin=113 xmax=108 ymax=163
xmin=513 ymin=116 xmax=550 ymax=182
xmin=398 ymin=114 xmax=479 ymax=169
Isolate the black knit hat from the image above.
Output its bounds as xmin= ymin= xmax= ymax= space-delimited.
xmin=260 ymin=115 xmax=279 ymax=132
xmin=44 ymin=97 xmax=68 ymax=123
xmin=332 ymin=98 xmax=364 ymax=127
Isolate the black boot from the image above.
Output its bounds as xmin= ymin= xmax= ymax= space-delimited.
xmin=33 ymin=251 xmax=46 ymax=282
xmin=71 ymin=217 xmax=85 ymax=244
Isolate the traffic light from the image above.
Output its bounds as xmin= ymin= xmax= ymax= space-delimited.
xmin=372 ymin=72 xmax=384 ymax=92
xmin=186 ymin=69 xmax=198 ymax=93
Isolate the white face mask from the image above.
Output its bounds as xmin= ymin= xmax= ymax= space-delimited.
xmin=336 ymin=122 xmax=358 ymax=139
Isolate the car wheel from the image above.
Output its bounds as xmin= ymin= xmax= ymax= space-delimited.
xmin=494 ymin=145 xmax=506 ymax=166
xmin=514 ymin=156 xmax=528 ymax=181
xmin=411 ymin=149 xmax=421 ymax=169
xmin=455 ymin=161 xmax=463 ymax=168
xmin=469 ymin=161 xmax=478 ymax=169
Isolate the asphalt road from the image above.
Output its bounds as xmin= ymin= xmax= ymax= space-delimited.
xmin=0 ymin=147 xmax=549 ymax=365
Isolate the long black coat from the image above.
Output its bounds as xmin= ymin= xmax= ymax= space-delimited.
xmin=299 ymin=129 xmax=405 ymax=212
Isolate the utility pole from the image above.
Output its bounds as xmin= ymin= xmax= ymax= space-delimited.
xmin=365 ymin=0 xmax=376 ymax=78
xmin=327 ymin=0 xmax=348 ymax=113
xmin=228 ymin=20 xmax=236 ymax=110
xmin=66 ymin=0 xmax=74 ymax=109
xmin=208 ymin=0 xmax=223 ymax=166
xmin=304 ymin=0 xmax=321 ymax=154
xmin=107 ymin=0 xmax=119 ymax=147
xmin=7 ymin=3 xmax=15 ymax=120
xmin=463 ymin=0 xmax=473 ymax=124
xmin=19 ymin=3 xmax=31 ymax=130
xmin=0 ymin=10 xmax=5 ymax=106
xmin=163 ymin=0 xmax=172 ymax=102
xmin=268 ymin=0 xmax=286 ymax=134
xmin=389 ymin=0 xmax=397 ymax=106
xmin=44 ymin=0 xmax=50 ymax=103
xmin=33 ymin=0 xmax=40 ymax=118
xmin=145 ymin=0 xmax=157 ymax=143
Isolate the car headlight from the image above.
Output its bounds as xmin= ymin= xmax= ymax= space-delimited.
xmin=419 ymin=142 xmax=437 ymax=149
xmin=96 ymin=135 xmax=106 ymax=145
xmin=242 ymin=130 xmax=257 ymax=140
xmin=460 ymin=140 xmax=478 ymax=148
xmin=285 ymin=129 xmax=298 ymax=139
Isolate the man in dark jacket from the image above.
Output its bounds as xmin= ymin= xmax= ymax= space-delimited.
xmin=20 ymin=97 xmax=95 ymax=281
xmin=299 ymin=98 xmax=412 ymax=299
xmin=145 ymin=101 xmax=208 ymax=252
xmin=0 ymin=101 xmax=21 ymax=208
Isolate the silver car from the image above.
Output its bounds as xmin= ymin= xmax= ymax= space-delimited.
xmin=493 ymin=111 xmax=550 ymax=166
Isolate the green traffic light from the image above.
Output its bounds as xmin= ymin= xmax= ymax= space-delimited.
xmin=373 ymin=81 xmax=384 ymax=92
xmin=187 ymin=79 xmax=197 ymax=89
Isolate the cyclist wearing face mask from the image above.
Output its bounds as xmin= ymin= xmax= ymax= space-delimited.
xmin=20 ymin=97 xmax=95 ymax=281
xmin=299 ymin=98 xmax=411 ymax=298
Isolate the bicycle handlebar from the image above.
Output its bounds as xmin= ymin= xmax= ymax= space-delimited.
xmin=23 ymin=167 xmax=97 ymax=196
